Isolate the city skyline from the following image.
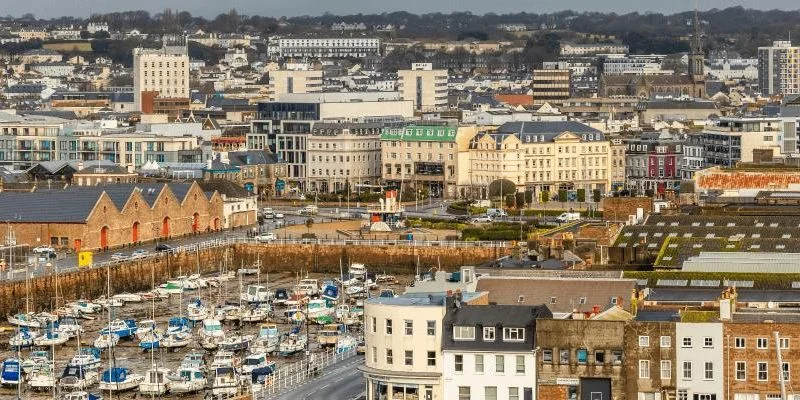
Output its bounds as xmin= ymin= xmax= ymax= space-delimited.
xmin=2 ymin=0 xmax=799 ymax=19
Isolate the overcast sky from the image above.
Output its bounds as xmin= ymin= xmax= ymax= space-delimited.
xmin=4 ymin=0 xmax=799 ymax=19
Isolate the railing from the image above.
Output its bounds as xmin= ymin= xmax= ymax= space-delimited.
xmin=251 ymin=346 xmax=358 ymax=399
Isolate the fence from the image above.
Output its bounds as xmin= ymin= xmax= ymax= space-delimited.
xmin=251 ymin=346 xmax=359 ymax=399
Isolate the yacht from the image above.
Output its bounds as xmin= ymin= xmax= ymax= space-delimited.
xmin=167 ymin=366 xmax=206 ymax=394
xmin=0 ymin=358 xmax=22 ymax=386
xmin=241 ymin=284 xmax=273 ymax=303
xmin=138 ymin=366 xmax=170 ymax=396
xmin=59 ymin=364 xmax=100 ymax=390
xmin=211 ymin=365 xmax=240 ymax=397
xmin=98 ymin=367 xmax=143 ymax=392
xmin=241 ymin=352 xmax=273 ymax=375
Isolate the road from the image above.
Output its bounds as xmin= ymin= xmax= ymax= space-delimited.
xmin=269 ymin=355 xmax=366 ymax=400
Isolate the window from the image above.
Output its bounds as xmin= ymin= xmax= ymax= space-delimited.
xmin=682 ymin=337 xmax=692 ymax=348
xmin=704 ymin=337 xmax=713 ymax=348
xmin=758 ymin=362 xmax=768 ymax=381
xmin=405 ymin=350 xmax=413 ymax=366
xmin=661 ymin=360 xmax=671 ymax=379
xmin=660 ymin=336 xmax=671 ymax=348
xmin=757 ymin=338 xmax=768 ymax=349
xmin=783 ymin=362 xmax=790 ymax=381
xmin=483 ymin=327 xmax=496 ymax=341
xmin=550 ymin=297 xmax=557 ymax=304
xmin=559 ymin=349 xmax=570 ymax=364
xmin=371 ymin=317 xmax=377 ymax=333
xmin=372 ymin=347 xmax=377 ymax=363
xmin=683 ymin=361 xmax=692 ymax=379
xmin=386 ymin=349 xmax=393 ymax=364
xmin=639 ymin=360 xmax=650 ymax=379
xmin=704 ymin=362 xmax=714 ymax=380
xmin=576 ymin=348 xmax=588 ymax=364
xmin=735 ymin=361 xmax=746 ymax=380
xmin=595 ymin=350 xmax=605 ymax=364
xmin=735 ymin=337 xmax=745 ymax=348
xmin=404 ymin=320 xmax=413 ymax=335
xmin=516 ymin=356 xmax=525 ymax=373
xmin=678 ymin=390 xmax=688 ymax=400
xmin=485 ymin=386 xmax=497 ymax=400
xmin=454 ymin=354 xmax=463 ymax=372
xmin=427 ymin=351 xmax=436 ymax=366
xmin=509 ymin=387 xmax=519 ymax=400
xmin=611 ymin=350 xmax=623 ymax=365
xmin=495 ymin=355 xmax=505 ymax=373
xmin=385 ymin=319 xmax=393 ymax=335
xmin=458 ymin=386 xmax=470 ymax=400
xmin=503 ymin=328 xmax=525 ymax=342
xmin=780 ymin=338 xmax=790 ymax=349
xmin=427 ymin=321 xmax=436 ymax=336
xmin=475 ymin=354 xmax=484 ymax=373
xmin=542 ymin=350 xmax=553 ymax=363
xmin=639 ymin=336 xmax=650 ymax=347
xmin=453 ymin=326 xmax=475 ymax=341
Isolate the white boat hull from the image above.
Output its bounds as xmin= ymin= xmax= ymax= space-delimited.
xmin=138 ymin=383 xmax=169 ymax=395
xmin=99 ymin=377 xmax=142 ymax=391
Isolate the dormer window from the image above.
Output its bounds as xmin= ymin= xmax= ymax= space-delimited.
xmin=453 ymin=326 xmax=475 ymax=341
xmin=483 ymin=327 xmax=495 ymax=341
xmin=503 ymin=327 xmax=525 ymax=342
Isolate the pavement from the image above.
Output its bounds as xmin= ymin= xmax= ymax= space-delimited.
xmin=269 ymin=355 xmax=366 ymax=400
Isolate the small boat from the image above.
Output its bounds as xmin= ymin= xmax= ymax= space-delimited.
xmin=182 ymin=275 xmax=201 ymax=290
xmin=286 ymin=293 xmax=310 ymax=307
xmin=241 ymin=284 xmax=273 ymax=303
xmin=210 ymin=350 xmax=239 ymax=369
xmin=67 ymin=300 xmax=102 ymax=314
xmin=62 ymin=391 xmax=103 ymax=400
xmin=56 ymin=315 xmax=84 ymax=337
xmin=138 ymin=330 xmax=163 ymax=350
xmin=240 ymin=306 xmax=270 ymax=323
xmin=186 ymin=299 xmax=209 ymax=322
xmin=180 ymin=351 xmax=206 ymax=371
xmin=138 ymin=366 xmax=170 ymax=396
xmin=93 ymin=333 xmax=119 ymax=349
xmin=339 ymin=277 xmax=361 ymax=288
xmin=336 ymin=334 xmax=358 ymax=354
xmin=162 ymin=331 xmax=192 ymax=349
xmin=99 ymin=319 xmax=137 ymax=339
xmin=34 ymin=329 xmax=69 ymax=346
xmin=375 ymin=273 xmax=397 ymax=284
xmin=8 ymin=312 xmax=43 ymax=328
xmin=94 ymin=296 xmax=123 ymax=309
xmin=99 ymin=367 xmax=143 ymax=391
xmin=9 ymin=327 xmax=38 ymax=348
xmin=27 ymin=365 xmax=56 ymax=391
xmin=199 ymin=318 xmax=225 ymax=340
xmin=111 ymin=292 xmax=143 ymax=303
xmin=349 ymin=262 xmax=366 ymax=276
xmin=21 ymin=350 xmax=51 ymax=374
xmin=0 ymin=358 xmax=22 ymax=386
xmin=296 ymin=279 xmax=320 ymax=296
xmin=345 ymin=285 xmax=366 ymax=296
xmin=321 ymin=283 xmax=339 ymax=301
xmin=135 ymin=319 xmax=156 ymax=338
xmin=318 ymin=323 xmax=345 ymax=348
xmin=211 ymin=365 xmax=240 ymax=397
xmin=59 ymin=364 xmax=100 ymax=390
xmin=237 ymin=267 xmax=259 ymax=275
xmin=255 ymin=323 xmax=281 ymax=353
xmin=166 ymin=317 xmax=191 ymax=335
xmin=216 ymin=304 xmax=240 ymax=321
xmin=168 ymin=366 xmax=206 ymax=394
xmin=159 ymin=280 xmax=184 ymax=295
xmin=68 ymin=348 xmax=102 ymax=370
xmin=249 ymin=365 xmax=276 ymax=395
xmin=379 ymin=288 xmax=398 ymax=298
xmin=273 ymin=288 xmax=290 ymax=306
xmin=278 ymin=328 xmax=307 ymax=356
xmin=241 ymin=352 xmax=274 ymax=375
xmin=307 ymin=299 xmax=334 ymax=319
xmin=219 ymin=333 xmax=254 ymax=352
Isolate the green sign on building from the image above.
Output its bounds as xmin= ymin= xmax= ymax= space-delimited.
xmin=380 ymin=125 xmax=457 ymax=142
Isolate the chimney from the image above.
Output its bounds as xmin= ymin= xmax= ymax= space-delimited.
xmin=592 ymin=305 xmax=600 ymax=314
xmin=77 ymin=161 xmax=84 ymax=171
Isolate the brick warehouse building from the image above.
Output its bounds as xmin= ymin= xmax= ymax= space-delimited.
xmin=0 ymin=182 xmax=227 ymax=251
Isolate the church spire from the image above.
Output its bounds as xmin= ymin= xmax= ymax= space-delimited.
xmin=688 ymin=7 xmax=705 ymax=88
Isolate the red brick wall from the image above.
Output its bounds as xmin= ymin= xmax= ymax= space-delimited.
xmin=602 ymin=197 xmax=653 ymax=222
xmin=724 ymin=322 xmax=800 ymax=398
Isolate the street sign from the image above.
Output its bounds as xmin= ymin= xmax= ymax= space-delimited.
xmin=78 ymin=251 xmax=92 ymax=268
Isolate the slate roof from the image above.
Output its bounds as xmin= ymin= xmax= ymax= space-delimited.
xmin=442 ymin=303 xmax=552 ymax=351
xmin=475 ymin=276 xmax=635 ymax=313
xmin=228 ymin=150 xmax=280 ymax=166
xmin=197 ymin=180 xmax=253 ymax=198
xmin=0 ymin=183 xmax=198 ymax=223
xmin=645 ymin=288 xmax=800 ymax=303
xmin=494 ymin=120 xmax=605 ymax=142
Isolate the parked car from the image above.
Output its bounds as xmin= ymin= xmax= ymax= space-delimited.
xmin=32 ymin=246 xmax=55 ymax=254
xmin=486 ymin=208 xmax=508 ymax=218
xmin=356 ymin=341 xmax=365 ymax=355
xmin=556 ymin=212 xmax=581 ymax=223
xmin=297 ymin=205 xmax=318 ymax=215
xmin=131 ymin=249 xmax=149 ymax=259
xmin=471 ymin=215 xmax=493 ymax=223
xmin=453 ymin=215 xmax=471 ymax=222
xmin=261 ymin=208 xmax=275 ymax=219
xmin=255 ymin=233 xmax=276 ymax=243
xmin=155 ymin=243 xmax=173 ymax=252
xmin=110 ymin=253 xmax=127 ymax=261
xmin=274 ymin=212 xmax=285 ymax=219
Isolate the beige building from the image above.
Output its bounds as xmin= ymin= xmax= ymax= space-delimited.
xmin=307 ymin=122 xmax=383 ymax=193
xmin=381 ymin=123 xmax=477 ymax=199
xmin=609 ymin=136 xmax=627 ymax=191
xmin=462 ymin=121 xmax=612 ymax=199
xmin=532 ymin=69 xmax=571 ymax=107
xmin=133 ymin=41 xmax=190 ymax=111
xmin=267 ymin=69 xmax=323 ymax=102
xmin=359 ymin=292 xmax=488 ymax=400
xmin=398 ymin=63 xmax=448 ymax=112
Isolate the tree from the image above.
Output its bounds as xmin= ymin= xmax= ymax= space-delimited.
xmin=592 ymin=189 xmax=602 ymax=203
xmin=558 ymin=189 xmax=568 ymax=203
xmin=577 ymin=189 xmax=586 ymax=203
xmin=305 ymin=218 xmax=314 ymax=233
xmin=540 ymin=191 xmax=550 ymax=203
xmin=488 ymin=179 xmax=516 ymax=198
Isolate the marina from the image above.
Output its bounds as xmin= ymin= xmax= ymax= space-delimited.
xmin=0 ymin=263 xmax=400 ymax=399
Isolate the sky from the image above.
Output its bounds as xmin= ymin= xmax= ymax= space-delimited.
xmin=2 ymin=0 xmax=798 ymax=19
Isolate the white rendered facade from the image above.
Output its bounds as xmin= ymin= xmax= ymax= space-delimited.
xmin=675 ymin=323 xmax=724 ymax=400
xmin=132 ymin=43 xmax=190 ymax=111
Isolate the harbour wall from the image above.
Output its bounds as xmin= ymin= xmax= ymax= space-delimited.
xmin=0 ymin=243 xmax=506 ymax=315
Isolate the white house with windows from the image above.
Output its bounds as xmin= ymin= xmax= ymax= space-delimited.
xmin=441 ymin=301 xmax=552 ymax=400
xmin=675 ymin=322 xmax=724 ymax=400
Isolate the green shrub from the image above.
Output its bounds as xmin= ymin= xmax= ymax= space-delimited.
xmin=577 ymin=189 xmax=586 ymax=203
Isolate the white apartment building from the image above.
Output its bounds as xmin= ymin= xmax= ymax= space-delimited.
xmin=398 ymin=63 xmax=448 ymax=112
xmin=277 ymin=36 xmax=380 ymax=58
xmin=267 ymin=69 xmax=323 ymax=102
xmin=560 ymin=42 xmax=629 ymax=56
xmin=441 ymin=302 xmax=551 ymax=400
xmin=675 ymin=323 xmax=724 ymax=400
xmin=758 ymin=41 xmax=800 ymax=96
xmin=360 ymin=292 xmax=487 ymax=400
xmin=307 ymin=122 xmax=383 ymax=193
xmin=132 ymin=41 xmax=190 ymax=111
